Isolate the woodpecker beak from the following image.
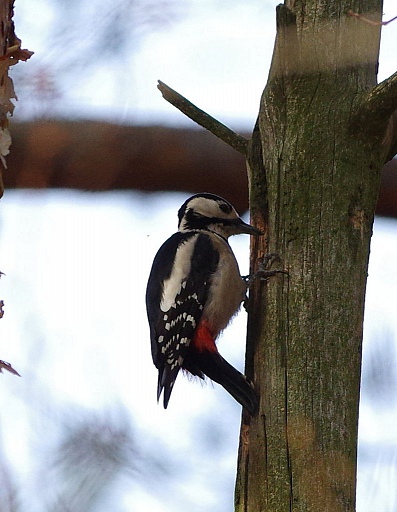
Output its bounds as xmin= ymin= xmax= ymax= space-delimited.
xmin=237 ymin=218 xmax=263 ymax=236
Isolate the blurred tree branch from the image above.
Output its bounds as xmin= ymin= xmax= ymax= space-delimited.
xmin=5 ymin=120 xmax=397 ymax=217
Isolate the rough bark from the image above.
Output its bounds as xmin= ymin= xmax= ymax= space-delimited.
xmin=236 ymin=1 xmax=394 ymax=511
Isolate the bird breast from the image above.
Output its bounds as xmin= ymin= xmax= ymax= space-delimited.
xmin=203 ymin=234 xmax=246 ymax=336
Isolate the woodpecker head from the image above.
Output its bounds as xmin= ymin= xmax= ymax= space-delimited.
xmin=177 ymin=193 xmax=262 ymax=238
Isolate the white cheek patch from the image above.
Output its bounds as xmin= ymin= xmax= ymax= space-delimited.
xmin=187 ymin=196 xmax=239 ymax=221
xmin=160 ymin=236 xmax=197 ymax=312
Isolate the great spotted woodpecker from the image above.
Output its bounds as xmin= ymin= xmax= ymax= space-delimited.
xmin=146 ymin=193 xmax=261 ymax=414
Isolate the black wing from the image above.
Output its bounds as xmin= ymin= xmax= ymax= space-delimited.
xmin=146 ymin=232 xmax=219 ymax=408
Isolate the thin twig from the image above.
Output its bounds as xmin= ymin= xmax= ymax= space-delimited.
xmin=0 ymin=360 xmax=20 ymax=376
xmin=157 ymin=80 xmax=249 ymax=155
xmin=348 ymin=9 xmax=397 ymax=26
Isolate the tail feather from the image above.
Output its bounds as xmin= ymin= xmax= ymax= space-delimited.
xmin=191 ymin=352 xmax=258 ymax=415
xmin=157 ymin=365 xmax=181 ymax=409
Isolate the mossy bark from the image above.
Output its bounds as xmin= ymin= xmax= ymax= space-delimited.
xmin=235 ymin=1 xmax=395 ymax=511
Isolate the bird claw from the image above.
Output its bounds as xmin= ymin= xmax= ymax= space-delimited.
xmin=242 ymin=254 xmax=287 ymax=312
xmin=243 ymin=253 xmax=288 ymax=287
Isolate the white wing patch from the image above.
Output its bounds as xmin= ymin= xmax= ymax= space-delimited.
xmin=160 ymin=235 xmax=198 ymax=312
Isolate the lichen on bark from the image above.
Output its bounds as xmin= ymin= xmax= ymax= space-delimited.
xmin=236 ymin=2 xmax=396 ymax=511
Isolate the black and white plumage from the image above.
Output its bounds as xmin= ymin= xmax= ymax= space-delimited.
xmin=146 ymin=193 xmax=261 ymax=414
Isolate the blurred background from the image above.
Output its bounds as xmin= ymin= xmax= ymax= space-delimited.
xmin=0 ymin=0 xmax=396 ymax=511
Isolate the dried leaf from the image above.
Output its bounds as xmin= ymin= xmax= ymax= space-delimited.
xmin=0 ymin=128 xmax=11 ymax=168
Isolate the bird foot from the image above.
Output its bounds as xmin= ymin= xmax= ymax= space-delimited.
xmin=242 ymin=253 xmax=288 ymax=287
xmin=242 ymin=254 xmax=288 ymax=312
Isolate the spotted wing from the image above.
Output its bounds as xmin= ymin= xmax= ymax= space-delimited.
xmin=146 ymin=232 xmax=219 ymax=408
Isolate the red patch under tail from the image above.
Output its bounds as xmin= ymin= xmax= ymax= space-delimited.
xmin=191 ymin=319 xmax=217 ymax=353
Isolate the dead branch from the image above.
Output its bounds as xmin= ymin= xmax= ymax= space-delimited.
xmin=0 ymin=360 xmax=20 ymax=377
xmin=157 ymin=80 xmax=249 ymax=155
xmin=350 ymin=70 xmax=397 ymax=158
xmin=348 ymin=10 xmax=397 ymax=26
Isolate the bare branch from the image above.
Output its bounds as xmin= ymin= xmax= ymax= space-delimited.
xmin=350 ymin=71 xmax=397 ymax=157
xmin=348 ymin=10 xmax=397 ymax=26
xmin=382 ymin=110 xmax=397 ymax=162
xmin=0 ymin=272 xmax=20 ymax=377
xmin=0 ymin=359 xmax=20 ymax=376
xmin=157 ymin=80 xmax=249 ymax=155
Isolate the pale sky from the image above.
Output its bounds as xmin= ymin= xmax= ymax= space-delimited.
xmin=1 ymin=1 xmax=397 ymax=510
xmin=11 ymin=0 xmax=397 ymax=126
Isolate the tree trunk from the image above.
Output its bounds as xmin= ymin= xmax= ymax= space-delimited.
xmin=236 ymin=1 xmax=396 ymax=511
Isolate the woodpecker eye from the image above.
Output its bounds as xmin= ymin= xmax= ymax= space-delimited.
xmin=219 ymin=202 xmax=232 ymax=214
